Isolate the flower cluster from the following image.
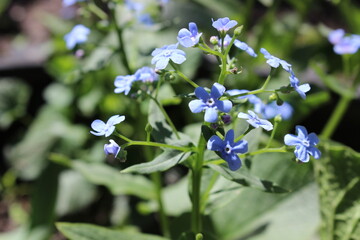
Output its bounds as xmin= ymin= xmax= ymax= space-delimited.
xmin=328 ymin=28 xmax=360 ymax=55
xmin=87 ymin=17 xmax=321 ymax=172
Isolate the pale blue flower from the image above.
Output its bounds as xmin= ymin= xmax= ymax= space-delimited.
xmin=289 ymin=73 xmax=310 ymax=99
xmin=189 ymin=83 xmax=232 ymax=123
xmin=64 ymin=24 xmax=90 ymax=49
xmin=260 ymin=48 xmax=291 ymax=72
xmin=63 ymin=0 xmax=84 ymax=7
xmin=114 ymin=75 xmax=137 ymax=95
xmin=234 ymin=40 xmax=257 ymax=57
xmin=207 ymin=129 xmax=248 ymax=171
xmin=151 ymin=43 xmax=186 ymax=69
xmin=328 ymin=29 xmax=360 ymax=55
xmin=238 ymin=110 xmax=273 ymax=131
xmin=218 ymin=34 xmax=232 ymax=47
xmin=90 ymin=115 xmax=125 ymax=137
xmin=284 ymin=125 xmax=321 ymax=162
xmin=177 ymin=22 xmax=202 ymax=48
xmin=262 ymin=101 xmax=293 ymax=120
xmin=134 ymin=67 xmax=158 ymax=82
xmin=212 ymin=17 xmax=237 ymax=32
xmin=104 ymin=139 xmax=121 ymax=158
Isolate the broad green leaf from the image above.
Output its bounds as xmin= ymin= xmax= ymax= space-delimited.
xmin=71 ymin=160 xmax=156 ymax=200
xmin=208 ymin=164 xmax=288 ymax=193
xmin=315 ymin=140 xmax=360 ymax=240
xmin=209 ymin=152 xmax=317 ymax=240
xmin=122 ymin=149 xmax=192 ymax=174
xmin=56 ymin=222 xmax=169 ymax=240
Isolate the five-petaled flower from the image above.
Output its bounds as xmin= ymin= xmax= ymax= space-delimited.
xmin=238 ymin=110 xmax=273 ymax=131
xmin=90 ymin=115 xmax=125 ymax=137
xmin=104 ymin=139 xmax=121 ymax=158
xmin=134 ymin=66 xmax=158 ymax=82
xmin=114 ymin=75 xmax=137 ymax=95
xmin=189 ymin=83 xmax=232 ymax=123
xmin=284 ymin=125 xmax=321 ymax=162
xmin=212 ymin=17 xmax=238 ymax=32
xmin=64 ymin=24 xmax=90 ymax=50
xmin=328 ymin=28 xmax=360 ymax=55
xmin=207 ymin=129 xmax=248 ymax=171
xmin=260 ymin=48 xmax=291 ymax=72
xmin=151 ymin=43 xmax=186 ymax=69
xmin=289 ymin=73 xmax=311 ymax=99
xmin=177 ymin=22 xmax=202 ymax=48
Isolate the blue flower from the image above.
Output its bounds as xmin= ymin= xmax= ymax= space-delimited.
xmin=151 ymin=43 xmax=186 ymax=69
xmin=328 ymin=29 xmax=360 ymax=55
xmin=114 ymin=75 xmax=136 ymax=95
xmin=64 ymin=24 xmax=90 ymax=49
xmin=104 ymin=139 xmax=121 ymax=158
xmin=177 ymin=22 xmax=202 ymax=48
xmin=289 ymin=73 xmax=310 ymax=99
xmin=189 ymin=83 xmax=232 ymax=123
xmin=62 ymin=0 xmax=84 ymax=7
xmin=284 ymin=125 xmax=321 ymax=162
xmin=260 ymin=48 xmax=291 ymax=72
xmin=134 ymin=67 xmax=158 ymax=82
xmin=207 ymin=129 xmax=248 ymax=171
xmin=262 ymin=101 xmax=293 ymax=120
xmin=90 ymin=115 xmax=125 ymax=137
xmin=238 ymin=110 xmax=273 ymax=131
xmin=218 ymin=34 xmax=232 ymax=47
xmin=212 ymin=17 xmax=238 ymax=32
xmin=234 ymin=40 xmax=257 ymax=57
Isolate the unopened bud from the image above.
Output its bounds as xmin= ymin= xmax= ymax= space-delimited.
xmin=221 ymin=114 xmax=232 ymax=125
xmin=269 ymin=93 xmax=277 ymax=101
xmin=210 ymin=36 xmax=219 ymax=45
xmin=234 ymin=25 xmax=243 ymax=36
xmin=274 ymin=114 xmax=282 ymax=123
xmin=145 ymin=123 xmax=153 ymax=134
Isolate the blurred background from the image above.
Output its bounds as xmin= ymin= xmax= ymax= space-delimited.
xmin=1 ymin=0 xmax=360 ymax=239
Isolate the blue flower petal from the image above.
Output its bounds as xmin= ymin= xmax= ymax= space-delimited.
xmin=189 ymin=99 xmax=206 ymax=113
xmin=295 ymin=125 xmax=308 ymax=140
xmin=170 ymin=54 xmax=186 ymax=64
xmin=194 ymin=87 xmax=210 ymax=101
xmin=211 ymin=83 xmax=226 ymax=99
xmin=204 ymin=107 xmax=218 ymax=123
xmin=215 ymin=99 xmax=232 ymax=113
xmin=232 ymin=140 xmax=248 ymax=154
xmin=284 ymin=134 xmax=302 ymax=146
xmin=308 ymin=133 xmax=319 ymax=145
xmin=295 ymin=145 xmax=309 ymax=162
xmin=308 ymin=146 xmax=321 ymax=159
xmin=155 ymin=57 xmax=170 ymax=69
xmin=207 ymin=135 xmax=224 ymax=151
xmin=91 ymin=120 xmax=106 ymax=132
xmin=223 ymin=153 xmax=241 ymax=171
xmin=224 ymin=129 xmax=235 ymax=144
xmin=105 ymin=125 xmax=116 ymax=137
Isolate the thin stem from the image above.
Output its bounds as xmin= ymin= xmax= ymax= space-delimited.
xmin=114 ymin=131 xmax=132 ymax=142
xmin=144 ymin=130 xmax=170 ymax=238
xmin=320 ymin=95 xmax=352 ymax=139
xmin=265 ymin=118 xmax=279 ymax=148
xmin=88 ymin=3 xmax=108 ymax=20
xmin=191 ymin=133 xmax=206 ymax=234
xmin=243 ymin=146 xmax=287 ymax=157
xmin=149 ymin=96 xmax=181 ymax=139
xmin=170 ymin=62 xmax=199 ymax=88
xmin=110 ymin=7 xmax=132 ymax=74
xmin=197 ymin=44 xmax=222 ymax=57
xmin=123 ymin=141 xmax=192 ymax=152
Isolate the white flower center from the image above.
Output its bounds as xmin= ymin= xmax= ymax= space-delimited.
xmin=206 ymin=98 xmax=215 ymax=107
xmin=225 ymin=144 xmax=232 ymax=154
xmin=302 ymin=139 xmax=310 ymax=147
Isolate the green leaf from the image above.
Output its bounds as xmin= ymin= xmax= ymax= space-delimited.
xmin=71 ymin=161 xmax=156 ymax=200
xmin=208 ymin=164 xmax=288 ymax=193
xmin=56 ymin=222 xmax=169 ymax=240
xmin=315 ymin=140 xmax=360 ymax=240
xmin=122 ymin=149 xmax=192 ymax=174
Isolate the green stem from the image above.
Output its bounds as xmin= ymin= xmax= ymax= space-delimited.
xmin=150 ymin=96 xmax=180 ymax=139
xmin=265 ymin=118 xmax=279 ymax=148
xmin=191 ymin=133 xmax=206 ymax=234
xmin=244 ymin=146 xmax=287 ymax=157
xmin=88 ymin=3 xmax=108 ymax=20
xmin=123 ymin=141 xmax=192 ymax=152
xmin=217 ymin=35 xmax=236 ymax=85
xmin=144 ymin=130 xmax=170 ymax=238
xmin=110 ymin=8 xmax=132 ymax=74
xmin=198 ymin=44 xmax=222 ymax=57
xmin=320 ymin=95 xmax=352 ymax=139
xmin=170 ymin=62 xmax=199 ymax=88
xmin=114 ymin=131 xmax=132 ymax=142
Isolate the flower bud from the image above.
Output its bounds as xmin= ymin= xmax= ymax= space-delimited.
xmin=221 ymin=114 xmax=232 ymax=125
xmin=210 ymin=36 xmax=219 ymax=45
xmin=269 ymin=93 xmax=277 ymax=101
xmin=234 ymin=25 xmax=243 ymax=37
xmin=274 ymin=114 xmax=282 ymax=123
xmin=104 ymin=139 xmax=121 ymax=158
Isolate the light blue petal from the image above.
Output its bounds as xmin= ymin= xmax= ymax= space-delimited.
xmin=295 ymin=146 xmax=309 ymax=162
xmin=207 ymin=135 xmax=224 ymax=151
xmin=259 ymin=119 xmax=273 ymax=131
xmin=215 ymin=100 xmax=232 ymax=113
xmin=204 ymin=107 xmax=218 ymax=123
xmin=107 ymin=115 xmax=125 ymax=125
xmin=105 ymin=126 xmax=115 ymax=137
xmin=308 ymin=133 xmax=319 ymax=145
xmin=189 ymin=22 xmax=198 ymax=35
xmin=237 ymin=112 xmax=249 ymax=119
xmin=295 ymin=125 xmax=308 ymax=140
xmin=267 ymin=58 xmax=280 ymax=68
xmin=91 ymin=119 xmax=106 ymax=132
xmin=308 ymin=147 xmax=321 ymax=159
xmin=284 ymin=134 xmax=302 ymax=146
xmin=90 ymin=130 xmax=105 ymax=136
xmin=260 ymin=48 xmax=271 ymax=58
xmin=211 ymin=83 xmax=226 ymax=99
xmin=232 ymin=140 xmax=248 ymax=154
xmin=170 ymin=54 xmax=186 ymax=64
xmin=189 ymin=99 xmax=206 ymax=113
xmin=195 ymin=87 xmax=210 ymax=101
xmin=155 ymin=57 xmax=170 ymax=69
